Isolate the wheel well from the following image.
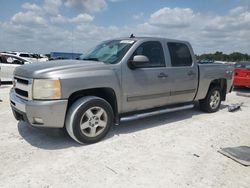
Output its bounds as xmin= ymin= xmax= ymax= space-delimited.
xmin=209 ymin=79 xmax=227 ymax=101
xmin=67 ymin=88 xmax=118 ymax=122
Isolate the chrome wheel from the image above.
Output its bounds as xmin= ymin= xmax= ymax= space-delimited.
xmin=209 ymin=90 xmax=220 ymax=110
xmin=80 ymin=107 xmax=108 ymax=138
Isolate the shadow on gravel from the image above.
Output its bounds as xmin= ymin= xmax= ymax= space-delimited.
xmin=18 ymin=106 xmax=203 ymax=150
xmin=18 ymin=122 xmax=80 ymax=150
xmin=220 ymin=104 xmax=228 ymax=110
xmin=108 ymin=107 xmax=202 ymax=139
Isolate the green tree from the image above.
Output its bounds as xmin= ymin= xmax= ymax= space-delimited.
xmin=197 ymin=52 xmax=250 ymax=62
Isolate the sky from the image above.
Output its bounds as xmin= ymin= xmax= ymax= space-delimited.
xmin=0 ymin=0 xmax=250 ymax=55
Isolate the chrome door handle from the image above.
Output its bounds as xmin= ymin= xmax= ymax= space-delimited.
xmin=158 ymin=73 xmax=168 ymax=78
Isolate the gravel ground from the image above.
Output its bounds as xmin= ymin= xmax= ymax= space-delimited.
xmin=0 ymin=84 xmax=250 ymax=188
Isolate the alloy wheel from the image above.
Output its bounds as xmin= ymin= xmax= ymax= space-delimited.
xmin=79 ymin=107 xmax=108 ymax=137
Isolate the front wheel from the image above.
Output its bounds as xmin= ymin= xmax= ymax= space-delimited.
xmin=200 ymin=86 xmax=222 ymax=113
xmin=66 ymin=96 xmax=114 ymax=144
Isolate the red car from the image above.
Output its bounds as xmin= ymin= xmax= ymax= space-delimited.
xmin=233 ymin=61 xmax=250 ymax=87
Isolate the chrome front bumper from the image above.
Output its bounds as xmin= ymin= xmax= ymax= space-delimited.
xmin=10 ymin=89 xmax=68 ymax=128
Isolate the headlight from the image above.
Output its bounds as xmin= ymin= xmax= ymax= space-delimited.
xmin=33 ymin=79 xmax=61 ymax=100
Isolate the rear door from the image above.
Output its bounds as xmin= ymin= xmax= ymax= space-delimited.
xmin=166 ymin=42 xmax=198 ymax=104
xmin=122 ymin=40 xmax=171 ymax=112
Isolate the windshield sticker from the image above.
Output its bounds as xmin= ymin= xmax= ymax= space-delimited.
xmin=120 ymin=40 xmax=135 ymax=44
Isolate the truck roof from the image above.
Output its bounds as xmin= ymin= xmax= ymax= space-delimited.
xmin=114 ymin=36 xmax=189 ymax=43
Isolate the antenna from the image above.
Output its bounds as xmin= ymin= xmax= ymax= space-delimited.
xmin=71 ymin=26 xmax=74 ymax=59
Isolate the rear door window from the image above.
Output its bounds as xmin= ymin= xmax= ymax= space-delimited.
xmin=167 ymin=42 xmax=193 ymax=67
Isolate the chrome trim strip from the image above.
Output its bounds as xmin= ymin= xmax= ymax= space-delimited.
xmin=171 ymin=89 xmax=196 ymax=96
xmin=127 ymin=89 xmax=196 ymax=102
xmin=127 ymin=92 xmax=170 ymax=102
xmin=15 ymin=82 xmax=29 ymax=91
xmin=120 ymin=104 xmax=194 ymax=121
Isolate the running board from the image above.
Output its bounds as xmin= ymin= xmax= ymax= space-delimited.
xmin=120 ymin=104 xmax=194 ymax=122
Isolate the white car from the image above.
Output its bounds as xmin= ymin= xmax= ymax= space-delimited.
xmin=0 ymin=53 xmax=33 ymax=82
xmin=38 ymin=54 xmax=49 ymax=62
xmin=3 ymin=52 xmax=48 ymax=62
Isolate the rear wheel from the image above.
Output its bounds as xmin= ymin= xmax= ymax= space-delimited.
xmin=66 ymin=96 xmax=114 ymax=144
xmin=200 ymin=86 xmax=222 ymax=113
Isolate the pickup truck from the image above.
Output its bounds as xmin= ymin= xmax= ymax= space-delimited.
xmin=10 ymin=37 xmax=234 ymax=144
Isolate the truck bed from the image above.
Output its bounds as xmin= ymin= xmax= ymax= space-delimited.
xmin=195 ymin=63 xmax=234 ymax=100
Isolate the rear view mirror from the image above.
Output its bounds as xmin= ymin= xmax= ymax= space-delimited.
xmin=128 ymin=55 xmax=150 ymax=69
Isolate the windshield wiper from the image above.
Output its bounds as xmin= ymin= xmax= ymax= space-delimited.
xmin=83 ymin=57 xmax=99 ymax=61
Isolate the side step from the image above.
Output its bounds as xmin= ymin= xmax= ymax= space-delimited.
xmin=120 ymin=104 xmax=194 ymax=122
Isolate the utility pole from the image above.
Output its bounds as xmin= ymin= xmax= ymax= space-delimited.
xmin=71 ymin=26 xmax=74 ymax=60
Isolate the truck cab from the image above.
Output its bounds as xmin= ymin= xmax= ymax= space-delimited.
xmin=121 ymin=38 xmax=198 ymax=112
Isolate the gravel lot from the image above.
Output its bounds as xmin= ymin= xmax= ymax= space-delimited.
xmin=0 ymin=84 xmax=250 ymax=188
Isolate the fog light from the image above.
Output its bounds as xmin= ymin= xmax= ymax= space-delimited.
xmin=33 ymin=117 xmax=44 ymax=125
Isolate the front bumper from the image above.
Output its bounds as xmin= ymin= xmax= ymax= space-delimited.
xmin=10 ymin=88 xmax=68 ymax=128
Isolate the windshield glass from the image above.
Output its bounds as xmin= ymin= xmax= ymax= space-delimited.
xmin=80 ymin=40 xmax=135 ymax=64
xmin=235 ymin=62 xmax=250 ymax=69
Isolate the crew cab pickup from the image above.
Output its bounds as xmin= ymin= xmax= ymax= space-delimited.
xmin=10 ymin=37 xmax=234 ymax=144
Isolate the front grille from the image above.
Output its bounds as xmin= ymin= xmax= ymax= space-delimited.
xmin=10 ymin=101 xmax=15 ymax=106
xmin=16 ymin=77 xmax=29 ymax=85
xmin=15 ymin=88 xmax=28 ymax=98
xmin=14 ymin=76 xmax=32 ymax=100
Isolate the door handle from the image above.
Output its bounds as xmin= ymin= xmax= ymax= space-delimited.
xmin=187 ymin=71 xmax=196 ymax=76
xmin=158 ymin=73 xmax=168 ymax=78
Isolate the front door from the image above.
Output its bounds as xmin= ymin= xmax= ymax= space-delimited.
xmin=122 ymin=41 xmax=171 ymax=113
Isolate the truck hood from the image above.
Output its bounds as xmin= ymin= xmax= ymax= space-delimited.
xmin=14 ymin=60 xmax=110 ymax=78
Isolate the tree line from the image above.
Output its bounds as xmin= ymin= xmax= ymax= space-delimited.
xmin=196 ymin=52 xmax=250 ymax=62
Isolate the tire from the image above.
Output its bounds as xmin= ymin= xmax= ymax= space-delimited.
xmin=65 ymin=96 xmax=114 ymax=144
xmin=199 ymin=86 xmax=222 ymax=113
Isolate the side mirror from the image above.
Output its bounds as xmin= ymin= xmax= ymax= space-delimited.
xmin=128 ymin=55 xmax=150 ymax=69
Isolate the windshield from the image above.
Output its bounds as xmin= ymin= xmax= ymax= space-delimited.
xmin=235 ymin=62 xmax=250 ymax=69
xmin=80 ymin=40 xmax=135 ymax=64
